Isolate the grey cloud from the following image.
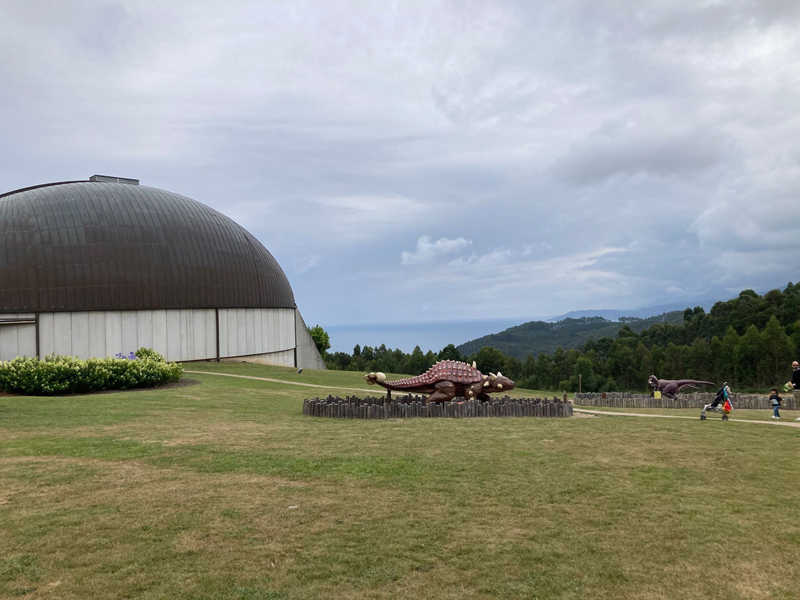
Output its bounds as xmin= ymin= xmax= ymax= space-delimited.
xmin=551 ymin=120 xmax=731 ymax=184
xmin=2 ymin=0 xmax=800 ymax=326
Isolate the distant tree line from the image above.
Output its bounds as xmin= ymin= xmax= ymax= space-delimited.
xmin=318 ymin=283 xmax=800 ymax=393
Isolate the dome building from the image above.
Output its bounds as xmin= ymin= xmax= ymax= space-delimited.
xmin=0 ymin=175 xmax=325 ymax=368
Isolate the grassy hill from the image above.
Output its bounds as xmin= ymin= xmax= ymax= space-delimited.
xmin=458 ymin=311 xmax=684 ymax=358
xmin=1 ymin=362 xmax=798 ymax=599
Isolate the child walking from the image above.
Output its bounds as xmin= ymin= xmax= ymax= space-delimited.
xmin=770 ymin=388 xmax=782 ymax=419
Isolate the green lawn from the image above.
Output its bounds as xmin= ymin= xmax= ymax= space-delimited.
xmin=185 ymin=362 xmax=564 ymax=399
xmin=0 ymin=364 xmax=798 ymax=599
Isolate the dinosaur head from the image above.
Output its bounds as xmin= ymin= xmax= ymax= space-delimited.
xmin=648 ymin=375 xmax=658 ymax=388
xmin=481 ymin=371 xmax=515 ymax=393
xmin=363 ymin=372 xmax=386 ymax=385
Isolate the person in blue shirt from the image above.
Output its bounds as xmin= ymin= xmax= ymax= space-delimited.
xmin=769 ymin=388 xmax=782 ymax=419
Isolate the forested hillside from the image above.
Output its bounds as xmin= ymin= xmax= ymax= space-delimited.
xmin=457 ymin=312 xmax=683 ymax=358
xmin=322 ymin=283 xmax=800 ymax=393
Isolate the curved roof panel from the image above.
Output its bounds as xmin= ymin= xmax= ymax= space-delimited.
xmin=0 ymin=181 xmax=296 ymax=311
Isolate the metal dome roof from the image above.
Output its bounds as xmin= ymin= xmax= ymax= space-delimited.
xmin=0 ymin=180 xmax=296 ymax=312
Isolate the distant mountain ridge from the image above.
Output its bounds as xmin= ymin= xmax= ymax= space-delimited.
xmin=457 ymin=311 xmax=684 ymax=359
xmin=546 ymin=298 xmax=722 ymax=322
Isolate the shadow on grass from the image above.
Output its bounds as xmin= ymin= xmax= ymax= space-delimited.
xmin=0 ymin=436 xmax=454 ymax=485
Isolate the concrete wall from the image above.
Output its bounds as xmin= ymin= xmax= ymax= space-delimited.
xmin=295 ymin=310 xmax=327 ymax=369
xmin=39 ymin=309 xmax=219 ymax=362
xmin=218 ymin=308 xmax=295 ymax=359
xmin=0 ymin=314 xmax=37 ymax=361
xmin=0 ymin=308 xmax=321 ymax=367
xmin=30 ymin=308 xmax=297 ymax=364
xmin=221 ymin=348 xmax=296 ymax=367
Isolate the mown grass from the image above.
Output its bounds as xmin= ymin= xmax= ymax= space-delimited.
xmin=184 ymin=362 xmax=563 ymax=399
xmin=0 ymin=364 xmax=798 ymax=599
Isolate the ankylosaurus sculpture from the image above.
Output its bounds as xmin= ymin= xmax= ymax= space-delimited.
xmin=364 ymin=360 xmax=515 ymax=403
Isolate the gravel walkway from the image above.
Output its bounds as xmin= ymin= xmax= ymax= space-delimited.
xmin=573 ymin=408 xmax=800 ymax=428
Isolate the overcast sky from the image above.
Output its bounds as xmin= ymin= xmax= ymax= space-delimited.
xmin=2 ymin=0 xmax=799 ymax=327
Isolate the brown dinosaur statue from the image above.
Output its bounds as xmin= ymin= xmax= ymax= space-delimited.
xmin=648 ymin=375 xmax=714 ymax=400
xmin=364 ymin=360 xmax=515 ymax=403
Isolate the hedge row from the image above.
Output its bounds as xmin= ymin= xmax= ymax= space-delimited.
xmin=0 ymin=348 xmax=183 ymax=395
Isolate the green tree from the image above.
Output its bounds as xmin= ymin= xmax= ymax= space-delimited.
xmin=601 ymin=376 xmax=618 ymax=392
xmin=438 ymin=344 xmax=463 ymax=361
xmin=650 ymin=346 xmax=666 ymax=380
xmin=688 ymin=337 xmax=711 ymax=381
xmin=407 ymin=346 xmax=427 ymax=375
xmin=325 ymin=351 xmax=350 ymax=370
xmin=346 ymin=357 xmax=366 ymax=371
xmin=374 ymin=344 xmax=397 ymax=374
xmin=781 ymin=284 xmax=800 ymax=326
xmin=719 ymin=327 xmax=740 ymax=386
xmin=792 ymin=321 xmax=800 ymax=357
xmin=594 ymin=337 xmax=614 ymax=360
xmin=533 ymin=353 xmax=555 ymax=390
xmin=661 ymin=343 xmax=684 ymax=379
xmin=503 ymin=355 xmax=523 ymax=381
xmin=572 ymin=356 xmax=597 ymax=392
xmin=736 ymin=325 xmax=764 ymax=388
xmin=522 ymin=354 xmax=536 ymax=380
xmin=761 ymin=316 xmax=793 ymax=386
xmin=424 ymin=350 xmax=438 ymax=371
xmin=309 ymin=325 xmax=331 ymax=354
xmin=709 ymin=336 xmax=723 ymax=383
xmin=475 ymin=346 xmax=506 ymax=375
xmin=607 ymin=339 xmax=637 ymax=389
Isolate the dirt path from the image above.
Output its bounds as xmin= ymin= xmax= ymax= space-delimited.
xmin=186 ymin=372 xmax=800 ymax=430
xmin=573 ymin=408 xmax=800 ymax=428
xmin=184 ymin=370 xmax=371 ymax=393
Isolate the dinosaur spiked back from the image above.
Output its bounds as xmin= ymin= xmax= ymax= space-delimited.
xmin=386 ymin=360 xmax=483 ymax=390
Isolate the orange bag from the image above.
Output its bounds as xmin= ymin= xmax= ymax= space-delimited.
xmin=722 ymin=399 xmax=732 ymax=414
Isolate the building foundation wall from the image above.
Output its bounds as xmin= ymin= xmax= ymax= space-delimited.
xmin=20 ymin=308 xmax=297 ymax=363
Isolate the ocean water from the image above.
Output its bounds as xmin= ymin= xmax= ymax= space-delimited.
xmin=326 ymin=318 xmax=530 ymax=354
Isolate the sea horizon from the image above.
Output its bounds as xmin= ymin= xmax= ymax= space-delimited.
xmin=326 ymin=317 xmax=541 ymax=355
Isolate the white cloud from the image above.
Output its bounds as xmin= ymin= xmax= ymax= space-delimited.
xmin=401 ymin=236 xmax=472 ymax=266
xmin=292 ymin=255 xmax=319 ymax=274
xmin=318 ymin=195 xmax=427 ymax=220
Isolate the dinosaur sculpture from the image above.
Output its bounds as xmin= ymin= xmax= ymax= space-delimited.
xmin=648 ymin=375 xmax=714 ymax=400
xmin=364 ymin=360 xmax=515 ymax=403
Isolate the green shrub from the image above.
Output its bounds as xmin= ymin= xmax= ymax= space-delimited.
xmin=601 ymin=376 xmax=618 ymax=392
xmin=134 ymin=347 xmax=166 ymax=362
xmin=0 ymin=348 xmax=183 ymax=396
